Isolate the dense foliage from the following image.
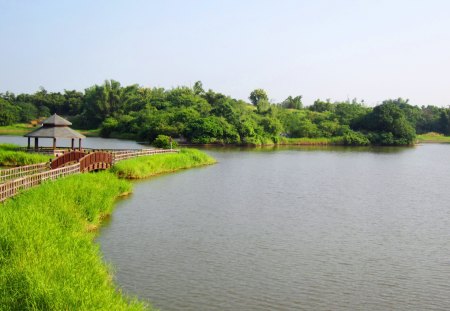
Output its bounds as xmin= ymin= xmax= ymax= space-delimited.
xmin=2 ymin=80 xmax=450 ymax=145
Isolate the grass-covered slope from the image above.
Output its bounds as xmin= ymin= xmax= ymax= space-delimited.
xmin=416 ymin=132 xmax=450 ymax=143
xmin=0 ymin=172 xmax=147 ymax=310
xmin=0 ymin=143 xmax=52 ymax=166
xmin=0 ymin=124 xmax=32 ymax=136
xmin=110 ymin=148 xmax=216 ymax=179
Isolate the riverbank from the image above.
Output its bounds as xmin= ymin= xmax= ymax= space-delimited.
xmin=0 ymin=149 xmax=215 ymax=310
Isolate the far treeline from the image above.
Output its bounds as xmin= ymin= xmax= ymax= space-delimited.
xmin=1 ymin=80 xmax=450 ymax=146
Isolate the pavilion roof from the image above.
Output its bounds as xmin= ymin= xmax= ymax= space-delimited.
xmin=24 ymin=126 xmax=86 ymax=139
xmin=41 ymin=114 xmax=72 ymax=126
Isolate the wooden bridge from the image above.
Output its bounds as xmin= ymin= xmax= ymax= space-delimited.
xmin=0 ymin=148 xmax=178 ymax=202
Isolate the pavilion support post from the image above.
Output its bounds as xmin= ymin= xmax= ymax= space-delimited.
xmin=53 ymin=138 xmax=56 ymax=150
xmin=78 ymin=139 xmax=82 ymax=151
xmin=27 ymin=137 xmax=30 ymax=149
xmin=71 ymin=138 xmax=74 ymax=150
xmin=34 ymin=137 xmax=38 ymax=151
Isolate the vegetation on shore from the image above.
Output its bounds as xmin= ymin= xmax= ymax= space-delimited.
xmin=110 ymin=148 xmax=216 ymax=179
xmin=0 ymin=143 xmax=52 ymax=166
xmin=416 ymin=132 xmax=450 ymax=143
xmin=279 ymin=137 xmax=344 ymax=146
xmin=3 ymin=80 xmax=450 ymax=146
xmin=0 ymin=172 xmax=147 ymax=310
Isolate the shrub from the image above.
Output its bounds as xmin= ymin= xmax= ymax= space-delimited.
xmin=342 ymin=131 xmax=370 ymax=146
xmin=152 ymin=135 xmax=178 ymax=149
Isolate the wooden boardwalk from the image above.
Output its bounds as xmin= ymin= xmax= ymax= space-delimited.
xmin=0 ymin=148 xmax=179 ymax=202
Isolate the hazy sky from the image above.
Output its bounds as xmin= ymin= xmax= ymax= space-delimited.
xmin=1 ymin=0 xmax=449 ymax=106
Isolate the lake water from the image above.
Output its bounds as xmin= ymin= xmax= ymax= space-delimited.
xmin=96 ymin=144 xmax=450 ymax=311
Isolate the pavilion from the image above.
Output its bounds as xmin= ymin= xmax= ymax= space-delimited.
xmin=24 ymin=114 xmax=86 ymax=151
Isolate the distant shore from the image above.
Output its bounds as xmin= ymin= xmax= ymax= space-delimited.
xmin=2 ymin=124 xmax=450 ymax=146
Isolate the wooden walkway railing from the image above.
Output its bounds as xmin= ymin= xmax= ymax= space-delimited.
xmin=112 ymin=149 xmax=178 ymax=162
xmin=51 ymin=150 xmax=86 ymax=169
xmin=80 ymin=151 xmax=113 ymax=172
xmin=0 ymin=163 xmax=49 ymax=183
xmin=0 ymin=164 xmax=80 ymax=202
xmin=0 ymin=148 xmax=179 ymax=203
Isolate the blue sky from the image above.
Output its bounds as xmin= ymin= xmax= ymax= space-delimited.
xmin=1 ymin=0 xmax=449 ymax=106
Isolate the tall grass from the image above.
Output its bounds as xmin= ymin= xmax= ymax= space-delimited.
xmin=110 ymin=148 xmax=216 ymax=179
xmin=0 ymin=172 xmax=148 ymax=310
xmin=0 ymin=144 xmax=52 ymax=166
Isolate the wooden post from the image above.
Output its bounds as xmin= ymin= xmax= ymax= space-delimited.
xmin=27 ymin=137 xmax=31 ymax=149
xmin=71 ymin=138 xmax=74 ymax=150
xmin=78 ymin=139 xmax=82 ymax=151
xmin=34 ymin=137 xmax=39 ymax=151
xmin=53 ymin=138 xmax=56 ymax=150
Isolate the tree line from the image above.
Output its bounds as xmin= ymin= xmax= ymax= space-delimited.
xmin=1 ymin=80 xmax=450 ymax=145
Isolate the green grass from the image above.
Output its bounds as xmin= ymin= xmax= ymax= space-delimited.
xmin=279 ymin=136 xmax=345 ymax=145
xmin=0 ymin=172 xmax=148 ymax=310
xmin=0 ymin=144 xmax=53 ymax=166
xmin=110 ymin=148 xmax=216 ymax=179
xmin=0 ymin=124 xmax=34 ymax=136
xmin=416 ymin=132 xmax=450 ymax=143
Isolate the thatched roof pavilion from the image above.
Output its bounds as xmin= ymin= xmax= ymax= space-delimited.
xmin=24 ymin=114 xmax=85 ymax=151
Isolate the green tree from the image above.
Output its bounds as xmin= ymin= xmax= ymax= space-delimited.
xmin=193 ymin=81 xmax=205 ymax=95
xmin=0 ymin=98 xmax=20 ymax=125
xmin=309 ymin=99 xmax=334 ymax=112
xmin=363 ymin=102 xmax=416 ymax=145
xmin=281 ymin=95 xmax=303 ymax=109
xmin=249 ymin=89 xmax=268 ymax=106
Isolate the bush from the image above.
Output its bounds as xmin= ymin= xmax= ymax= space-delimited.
xmin=152 ymin=135 xmax=178 ymax=149
xmin=342 ymin=131 xmax=370 ymax=146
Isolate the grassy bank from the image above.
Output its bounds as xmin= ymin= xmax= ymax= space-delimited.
xmin=0 ymin=143 xmax=52 ymax=166
xmin=0 ymin=172 xmax=147 ymax=310
xmin=0 ymin=124 xmax=34 ymax=136
xmin=278 ymin=136 xmax=345 ymax=145
xmin=110 ymin=148 xmax=216 ymax=179
xmin=416 ymin=132 xmax=450 ymax=143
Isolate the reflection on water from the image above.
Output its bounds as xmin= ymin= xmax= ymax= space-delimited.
xmin=98 ymin=143 xmax=450 ymax=311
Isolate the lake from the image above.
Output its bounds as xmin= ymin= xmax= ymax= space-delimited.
xmin=95 ymin=143 xmax=450 ymax=311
